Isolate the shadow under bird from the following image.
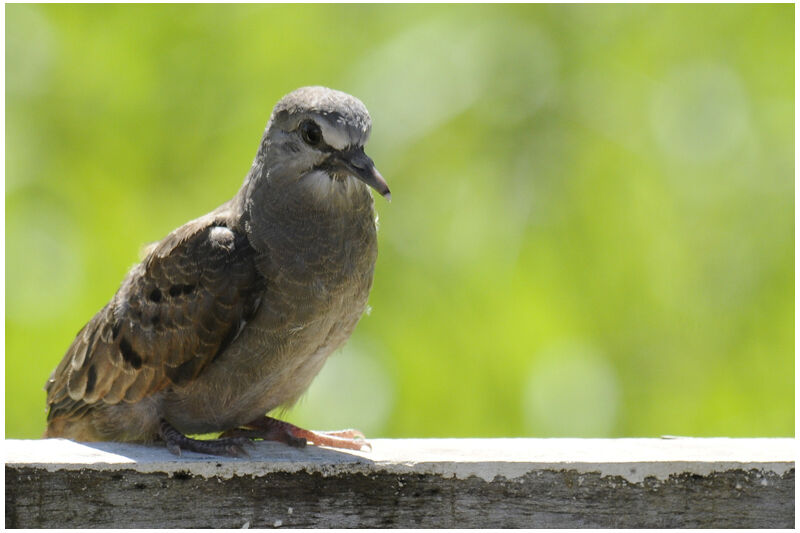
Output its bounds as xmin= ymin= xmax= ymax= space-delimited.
xmin=44 ymin=86 xmax=391 ymax=456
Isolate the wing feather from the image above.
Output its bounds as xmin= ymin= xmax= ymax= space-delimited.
xmin=46 ymin=213 xmax=265 ymax=424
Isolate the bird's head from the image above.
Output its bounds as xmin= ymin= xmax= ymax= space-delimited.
xmin=259 ymin=86 xmax=390 ymax=202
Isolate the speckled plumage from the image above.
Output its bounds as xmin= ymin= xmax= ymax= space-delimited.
xmin=45 ymin=87 xmax=389 ymax=452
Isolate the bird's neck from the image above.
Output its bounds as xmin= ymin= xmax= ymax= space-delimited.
xmin=236 ymin=162 xmax=376 ymax=254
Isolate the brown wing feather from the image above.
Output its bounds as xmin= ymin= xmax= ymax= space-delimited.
xmin=45 ymin=213 xmax=265 ymax=424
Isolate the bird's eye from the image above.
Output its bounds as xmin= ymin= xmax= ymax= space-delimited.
xmin=300 ymin=120 xmax=322 ymax=146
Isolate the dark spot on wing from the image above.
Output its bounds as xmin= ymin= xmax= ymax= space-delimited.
xmin=111 ymin=320 xmax=122 ymax=340
xmin=119 ymin=337 xmax=143 ymax=369
xmin=149 ymin=288 xmax=162 ymax=302
xmin=86 ymin=365 xmax=97 ymax=394
xmin=168 ymin=284 xmax=196 ymax=298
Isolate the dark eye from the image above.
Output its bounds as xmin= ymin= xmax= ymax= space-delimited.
xmin=300 ymin=120 xmax=322 ymax=146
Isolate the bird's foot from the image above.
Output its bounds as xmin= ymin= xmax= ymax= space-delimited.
xmin=220 ymin=416 xmax=371 ymax=451
xmin=159 ymin=419 xmax=250 ymax=457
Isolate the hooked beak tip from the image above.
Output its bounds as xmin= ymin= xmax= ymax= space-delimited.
xmin=369 ymin=167 xmax=391 ymax=202
xmin=340 ymin=148 xmax=391 ymax=202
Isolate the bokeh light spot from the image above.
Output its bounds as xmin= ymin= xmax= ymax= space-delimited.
xmin=651 ymin=62 xmax=749 ymax=164
xmin=352 ymin=15 xmax=557 ymax=155
xmin=6 ymin=203 xmax=86 ymax=324
xmin=523 ymin=342 xmax=620 ymax=436
xmin=5 ymin=4 xmax=55 ymax=96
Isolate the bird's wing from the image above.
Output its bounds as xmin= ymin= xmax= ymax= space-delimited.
xmin=46 ymin=213 xmax=265 ymax=420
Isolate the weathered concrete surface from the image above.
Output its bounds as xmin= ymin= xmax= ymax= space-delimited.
xmin=5 ymin=438 xmax=795 ymax=528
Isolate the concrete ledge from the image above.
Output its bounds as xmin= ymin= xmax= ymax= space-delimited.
xmin=5 ymin=438 xmax=795 ymax=528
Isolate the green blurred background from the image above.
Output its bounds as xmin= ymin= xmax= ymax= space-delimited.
xmin=6 ymin=4 xmax=794 ymax=439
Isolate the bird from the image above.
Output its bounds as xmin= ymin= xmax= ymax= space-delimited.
xmin=44 ymin=86 xmax=391 ymax=456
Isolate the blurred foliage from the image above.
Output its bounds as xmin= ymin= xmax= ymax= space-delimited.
xmin=5 ymin=4 xmax=794 ymax=439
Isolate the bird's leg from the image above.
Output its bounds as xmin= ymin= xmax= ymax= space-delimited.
xmin=220 ymin=416 xmax=371 ymax=451
xmin=158 ymin=419 xmax=250 ymax=457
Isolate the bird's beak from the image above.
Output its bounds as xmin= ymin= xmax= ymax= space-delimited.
xmin=338 ymin=147 xmax=391 ymax=202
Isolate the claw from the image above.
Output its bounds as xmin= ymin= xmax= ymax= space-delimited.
xmin=166 ymin=440 xmax=182 ymax=457
xmin=225 ymin=439 xmax=251 ymax=458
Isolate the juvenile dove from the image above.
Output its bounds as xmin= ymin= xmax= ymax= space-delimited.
xmin=44 ymin=86 xmax=390 ymax=456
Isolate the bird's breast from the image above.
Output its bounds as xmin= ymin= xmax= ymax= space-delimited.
xmin=161 ymin=201 xmax=379 ymax=433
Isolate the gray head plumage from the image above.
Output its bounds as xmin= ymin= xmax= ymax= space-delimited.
xmin=271 ymin=86 xmax=372 ymax=148
xmin=250 ymin=86 xmax=390 ymax=202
